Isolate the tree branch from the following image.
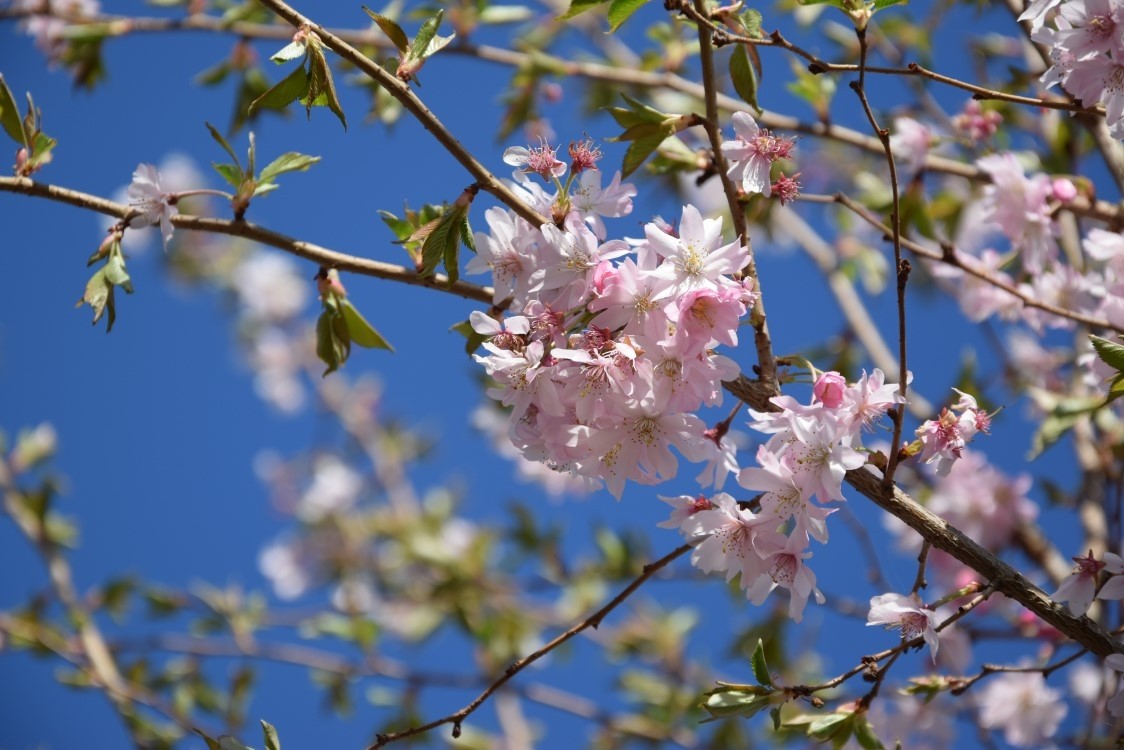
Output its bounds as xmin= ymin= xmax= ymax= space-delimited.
xmin=0 ymin=176 xmax=495 ymax=304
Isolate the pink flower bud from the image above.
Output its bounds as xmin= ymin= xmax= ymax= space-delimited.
xmin=1051 ymin=177 xmax=1077 ymax=203
xmin=14 ymin=147 xmax=28 ymax=175
xmin=813 ymin=371 xmax=846 ymax=408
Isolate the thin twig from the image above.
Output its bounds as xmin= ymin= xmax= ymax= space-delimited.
xmin=367 ymin=543 xmax=691 ymax=747
xmin=0 ymin=176 xmax=495 ymax=304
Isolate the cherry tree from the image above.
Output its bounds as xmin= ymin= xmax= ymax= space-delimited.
xmin=3 ymin=0 xmax=1124 ymax=748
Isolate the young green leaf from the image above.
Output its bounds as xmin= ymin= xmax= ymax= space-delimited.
xmin=620 ymin=133 xmax=667 ymax=178
xmin=270 ymin=40 xmax=307 ymax=64
xmin=420 ymin=204 xmax=467 ymax=278
xmin=1090 ymin=334 xmax=1124 ymax=372
xmin=206 ymin=121 xmax=242 ymax=170
xmin=750 ymin=639 xmax=773 ymax=686
xmin=258 ymin=152 xmax=321 ymax=184
xmin=212 ymin=162 xmax=244 ymax=188
xmin=700 ymin=686 xmax=773 ymax=720
xmin=340 ymin=299 xmax=394 ymax=350
xmin=78 ymin=267 xmax=113 ymax=330
xmin=249 ymin=64 xmax=310 ymax=115
xmin=607 ymin=0 xmax=649 ymax=32
xmin=316 ymin=308 xmax=351 ymax=376
xmin=261 ymin=720 xmax=281 ymax=750
xmin=304 ymin=44 xmax=348 ymax=129
xmin=0 ymin=74 xmax=27 ymax=146
xmin=730 ymin=44 xmax=761 ymax=113
xmin=558 ymin=0 xmax=607 ymax=20
xmin=362 ymin=6 xmax=410 ymax=54
xmin=409 ymin=10 xmax=444 ymax=60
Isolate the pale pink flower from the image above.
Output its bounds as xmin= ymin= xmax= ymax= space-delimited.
xmin=1063 ymin=55 xmax=1124 ymax=137
xmin=720 ymin=112 xmax=795 ymax=196
xmin=569 ymin=170 xmax=636 ymax=239
xmin=681 ymin=492 xmax=765 ymax=582
xmin=503 ymin=139 xmax=566 ymax=179
xmin=646 ymin=205 xmax=749 ymax=294
xmin=867 ymin=592 xmax=940 ymax=659
xmin=977 ymin=153 xmax=1056 ymax=273
xmin=744 ymin=528 xmax=824 ymax=623
xmin=658 ymin=493 xmax=713 ymax=531
xmin=127 ymin=163 xmax=178 ymax=249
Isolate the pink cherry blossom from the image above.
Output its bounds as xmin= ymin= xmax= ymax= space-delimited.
xmin=127 ymin=163 xmax=178 ymax=249
xmin=867 ymin=592 xmax=941 ymax=660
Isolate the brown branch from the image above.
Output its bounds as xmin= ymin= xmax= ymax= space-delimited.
xmin=0 ymin=176 xmax=495 ymax=304
xmin=367 ymin=543 xmax=692 ymax=747
xmin=687 ymin=0 xmax=778 ymax=395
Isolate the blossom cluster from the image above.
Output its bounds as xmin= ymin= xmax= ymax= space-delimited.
xmin=661 ymin=369 xmax=902 ymax=621
xmin=1026 ymin=0 xmax=1124 ymax=137
xmin=470 ymin=133 xmax=764 ymax=499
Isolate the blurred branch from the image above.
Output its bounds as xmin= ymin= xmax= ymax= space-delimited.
xmin=771 ymin=206 xmax=932 ymax=416
xmin=810 ymin=191 xmax=1124 ymax=333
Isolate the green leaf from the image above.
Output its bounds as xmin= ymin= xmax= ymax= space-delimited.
xmin=196 ymin=60 xmax=232 ymax=86
xmin=450 ymin=319 xmax=488 ymax=355
xmin=1090 ymin=334 xmax=1124 ymax=372
xmin=410 ymin=10 xmax=444 ymax=61
xmin=420 ymin=204 xmax=467 ymax=278
xmin=194 ymin=729 xmax=222 ymax=750
xmin=873 ymin=0 xmax=908 ymax=9
xmin=740 ymin=8 xmax=764 ymax=38
xmin=303 ymin=45 xmax=348 ymax=129
xmin=0 ymin=75 xmax=28 ymax=146
xmin=1109 ymin=374 xmax=1124 ymax=403
xmin=217 ymin=737 xmax=253 ymax=750
xmin=340 ymin=299 xmax=393 ymax=350
xmin=853 ymin=716 xmax=885 ymax=750
xmin=620 ymin=133 xmax=666 ymax=178
xmin=270 ymin=40 xmax=307 ymax=64
xmin=607 ymin=0 xmax=648 ymax=32
xmin=750 ymin=639 xmax=773 ymax=686
xmin=77 ymin=268 xmax=115 ymax=331
xmin=249 ymin=64 xmax=310 ymax=115
xmin=363 ymin=7 xmax=410 ymax=54
xmin=213 ymin=162 xmax=244 ymax=187
xmin=316 ymin=308 xmax=350 ymax=376
xmin=104 ymin=252 xmax=134 ymax=294
xmin=206 ymin=122 xmax=242 ymax=170
xmin=258 ymin=152 xmax=321 ymax=184
xmin=700 ymin=685 xmax=772 ymax=720
xmin=558 ymin=0 xmax=606 ymax=20
xmin=27 ymin=132 xmax=56 ymax=171
xmin=770 ymin=706 xmax=782 ymax=731
xmin=729 ymin=44 xmax=761 ymax=112
xmin=261 ymin=720 xmax=281 ymax=750
xmin=607 ymin=93 xmax=669 ymax=128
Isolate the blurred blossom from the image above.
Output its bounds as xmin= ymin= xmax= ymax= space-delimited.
xmin=863 ymin=695 xmax=955 ymax=750
xmin=888 ymin=116 xmax=933 ymax=174
xmin=977 ymin=670 xmax=1067 ymax=747
xmin=232 ymin=252 xmax=310 ymax=323
xmin=259 ymin=537 xmax=315 ymax=600
xmin=925 ymin=450 xmax=1036 ymax=550
xmin=17 ymin=0 xmax=99 ymax=59
xmin=249 ymin=327 xmax=307 ymax=414
xmin=471 ymin=405 xmax=593 ymax=498
xmin=297 ymin=455 xmax=364 ymax=522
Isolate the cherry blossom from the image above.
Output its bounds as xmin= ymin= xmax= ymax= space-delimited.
xmin=127 ymin=163 xmax=179 ymax=249
xmin=867 ymin=592 xmax=941 ymax=659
